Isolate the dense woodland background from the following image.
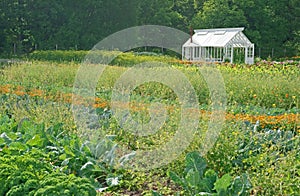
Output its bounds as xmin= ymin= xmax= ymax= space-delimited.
xmin=0 ymin=0 xmax=299 ymax=57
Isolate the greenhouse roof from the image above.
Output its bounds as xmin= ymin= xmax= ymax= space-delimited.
xmin=183 ymin=27 xmax=253 ymax=47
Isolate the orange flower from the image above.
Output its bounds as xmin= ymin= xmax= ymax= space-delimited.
xmin=93 ymin=102 xmax=108 ymax=108
xmin=14 ymin=90 xmax=26 ymax=96
xmin=62 ymin=93 xmax=73 ymax=103
xmin=95 ymin=97 xmax=102 ymax=102
xmin=15 ymin=85 xmax=24 ymax=91
xmin=28 ymin=89 xmax=43 ymax=97
xmin=0 ymin=84 xmax=11 ymax=93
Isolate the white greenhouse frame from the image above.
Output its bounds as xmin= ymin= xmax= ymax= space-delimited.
xmin=182 ymin=27 xmax=254 ymax=64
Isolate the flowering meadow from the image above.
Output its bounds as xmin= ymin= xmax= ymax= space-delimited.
xmin=0 ymin=54 xmax=299 ymax=195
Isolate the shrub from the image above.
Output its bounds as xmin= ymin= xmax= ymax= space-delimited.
xmin=26 ymin=50 xmax=177 ymax=66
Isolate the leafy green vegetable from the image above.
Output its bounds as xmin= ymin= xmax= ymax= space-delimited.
xmin=0 ymin=114 xmax=122 ymax=195
xmin=214 ymin=173 xmax=231 ymax=193
xmin=168 ymin=152 xmax=252 ymax=195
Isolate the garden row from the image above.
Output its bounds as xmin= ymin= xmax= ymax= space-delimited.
xmin=0 ymin=84 xmax=299 ymax=132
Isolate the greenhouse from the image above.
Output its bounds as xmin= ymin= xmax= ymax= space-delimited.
xmin=182 ymin=27 xmax=254 ymax=64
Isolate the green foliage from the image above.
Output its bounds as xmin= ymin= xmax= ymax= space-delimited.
xmin=0 ymin=1 xmax=299 ymax=57
xmin=217 ymin=63 xmax=300 ymax=109
xmin=168 ymin=152 xmax=252 ymax=195
xmin=0 ymin=114 xmax=123 ymax=195
xmin=192 ymin=0 xmax=248 ymax=29
xmin=4 ymin=59 xmax=299 ymax=110
xmin=110 ymin=52 xmax=176 ymax=67
xmin=26 ymin=50 xmax=177 ymax=66
xmin=206 ymin=120 xmax=300 ymax=195
xmin=0 ymin=149 xmax=97 ymax=196
xmin=0 ymin=57 xmax=299 ymax=194
xmin=286 ymin=30 xmax=300 ymax=55
xmin=27 ymin=50 xmax=88 ymax=62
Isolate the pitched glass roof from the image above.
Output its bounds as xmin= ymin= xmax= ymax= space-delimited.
xmin=183 ymin=27 xmax=253 ymax=47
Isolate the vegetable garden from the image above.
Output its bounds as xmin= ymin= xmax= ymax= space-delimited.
xmin=0 ymin=51 xmax=299 ymax=195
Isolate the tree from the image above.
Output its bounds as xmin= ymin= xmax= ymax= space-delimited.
xmin=137 ymin=0 xmax=185 ymax=28
xmin=238 ymin=0 xmax=299 ymax=56
xmin=0 ymin=0 xmax=298 ymax=57
xmin=191 ymin=0 xmax=247 ymax=29
xmin=172 ymin=0 xmax=204 ymax=22
xmin=0 ymin=0 xmax=34 ymax=54
xmin=28 ymin=0 xmax=65 ymax=50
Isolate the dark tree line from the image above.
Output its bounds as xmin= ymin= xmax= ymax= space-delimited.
xmin=0 ymin=0 xmax=299 ymax=57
